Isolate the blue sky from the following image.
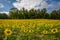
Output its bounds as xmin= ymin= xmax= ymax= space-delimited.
xmin=0 ymin=0 xmax=60 ymax=14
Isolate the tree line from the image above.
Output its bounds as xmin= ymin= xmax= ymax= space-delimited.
xmin=0 ymin=8 xmax=60 ymax=19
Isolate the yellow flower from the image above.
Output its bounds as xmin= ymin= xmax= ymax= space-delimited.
xmin=24 ymin=29 xmax=28 ymax=33
xmin=51 ymin=28 xmax=58 ymax=33
xmin=4 ymin=29 xmax=12 ymax=36
xmin=21 ymin=25 xmax=26 ymax=29
xmin=29 ymin=30 xmax=34 ymax=33
xmin=43 ymin=30 xmax=48 ymax=34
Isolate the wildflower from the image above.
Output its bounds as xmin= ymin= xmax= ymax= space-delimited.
xmin=21 ymin=25 xmax=26 ymax=29
xmin=29 ymin=30 xmax=34 ymax=33
xmin=24 ymin=29 xmax=28 ymax=33
xmin=43 ymin=30 xmax=48 ymax=34
xmin=51 ymin=28 xmax=58 ymax=33
xmin=4 ymin=29 xmax=12 ymax=36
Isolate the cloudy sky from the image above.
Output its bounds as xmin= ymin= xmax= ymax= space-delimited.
xmin=0 ymin=0 xmax=60 ymax=14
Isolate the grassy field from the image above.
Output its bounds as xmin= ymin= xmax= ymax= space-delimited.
xmin=0 ymin=19 xmax=60 ymax=40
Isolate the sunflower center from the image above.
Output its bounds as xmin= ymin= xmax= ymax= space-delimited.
xmin=53 ymin=30 xmax=56 ymax=32
xmin=7 ymin=31 xmax=10 ymax=34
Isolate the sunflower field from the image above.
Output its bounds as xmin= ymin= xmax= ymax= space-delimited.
xmin=0 ymin=19 xmax=60 ymax=40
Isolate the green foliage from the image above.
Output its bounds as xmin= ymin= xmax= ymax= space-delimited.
xmin=0 ymin=8 xmax=60 ymax=19
xmin=0 ymin=13 xmax=8 ymax=19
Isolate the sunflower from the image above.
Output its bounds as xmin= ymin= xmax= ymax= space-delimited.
xmin=24 ymin=29 xmax=28 ymax=33
xmin=43 ymin=30 xmax=48 ymax=34
xmin=29 ymin=30 xmax=34 ymax=33
xmin=51 ymin=28 xmax=58 ymax=33
xmin=4 ymin=29 xmax=12 ymax=36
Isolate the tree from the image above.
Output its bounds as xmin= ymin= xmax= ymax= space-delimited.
xmin=28 ymin=8 xmax=36 ymax=19
xmin=9 ymin=8 xmax=18 ymax=19
xmin=57 ymin=9 xmax=60 ymax=19
xmin=41 ymin=8 xmax=47 ymax=18
xmin=44 ymin=13 xmax=50 ymax=19
xmin=0 ymin=13 xmax=8 ymax=19
xmin=36 ymin=9 xmax=41 ymax=19
xmin=0 ymin=7 xmax=60 ymax=19
xmin=50 ymin=10 xmax=58 ymax=19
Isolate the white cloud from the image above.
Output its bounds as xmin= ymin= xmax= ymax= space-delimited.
xmin=13 ymin=0 xmax=48 ymax=10
xmin=16 ymin=0 xmax=21 ymax=2
xmin=13 ymin=0 xmax=60 ymax=11
xmin=0 ymin=3 xmax=4 ymax=8
xmin=0 ymin=11 xmax=9 ymax=14
xmin=39 ymin=1 xmax=48 ymax=9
